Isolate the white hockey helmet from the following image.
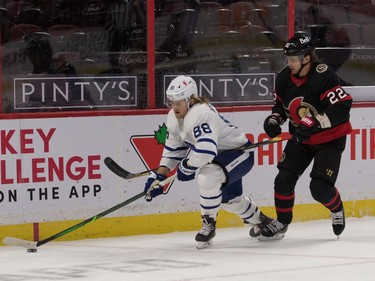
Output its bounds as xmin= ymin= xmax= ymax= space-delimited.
xmin=166 ymin=75 xmax=197 ymax=103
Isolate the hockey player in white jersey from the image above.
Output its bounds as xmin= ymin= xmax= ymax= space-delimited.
xmin=143 ymin=75 xmax=272 ymax=249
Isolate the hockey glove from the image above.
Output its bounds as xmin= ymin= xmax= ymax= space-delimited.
xmin=144 ymin=171 xmax=167 ymax=202
xmin=177 ymin=159 xmax=198 ymax=182
xmin=295 ymin=112 xmax=320 ymax=142
xmin=263 ymin=114 xmax=282 ymax=138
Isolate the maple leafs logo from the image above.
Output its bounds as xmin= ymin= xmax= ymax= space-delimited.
xmin=154 ymin=123 xmax=168 ymax=145
xmin=130 ymin=123 xmax=175 ymax=194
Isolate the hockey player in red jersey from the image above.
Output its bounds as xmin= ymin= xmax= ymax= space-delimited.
xmin=260 ymin=33 xmax=352 ymax=240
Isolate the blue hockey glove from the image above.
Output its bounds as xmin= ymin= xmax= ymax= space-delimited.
xmin=144 ymin=171 xmax=167 ymax=202
xmin=177 ymin=159 xmax=198 ymax=182
xmin=264 ymin=114 xmax=282 ymax=138
xmin=295 ymin=112 xmax=320 ymax=142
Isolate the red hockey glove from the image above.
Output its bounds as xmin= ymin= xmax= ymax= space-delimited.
xmin=295 ymin=112 xmax=320 ymax=142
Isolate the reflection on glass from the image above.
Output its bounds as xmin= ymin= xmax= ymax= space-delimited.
xmin=0 ymin=0 xmax=374 ymax=113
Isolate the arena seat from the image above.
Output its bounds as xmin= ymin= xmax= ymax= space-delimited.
xmin=228 ymin=1 xmax=255 ymax=30
xmin=246 ymin=8 xmax=271 ymax=30
xmin=195 ymin=2 xmax=223 ymax=36
xmin=18 ymin=7 xmax=43 ymax=26
xmin=273 ymin=24 xmax=288 ymax=41
xmin=238 ymin=24 xmax=265 ymax=37
xmin=207 ymin=8 xmax=233 ymax=30
xmin=6 ymin=1 xmax=32 ymax=22
xmin=9 ymin=23 xmax=42 ymax=41
xmin=48 ymin=24 xmax=79 ymax=36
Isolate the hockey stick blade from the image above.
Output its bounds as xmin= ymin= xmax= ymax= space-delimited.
xmin=236 ymin=136 xmax=291 ymax=152
xmin=3 ymin=237 xmax=38 ymax=249
xmin=2 ymin=175 xmax=175 ymax=250
xmin=104 ymin=157 xmax=154 ymax=180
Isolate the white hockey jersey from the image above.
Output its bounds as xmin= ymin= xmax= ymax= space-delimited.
xmin=159 ymin=103 xmax=249 ymax=170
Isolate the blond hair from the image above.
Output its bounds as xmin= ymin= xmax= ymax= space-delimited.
xmin=189 ymin=95 xmax=210 ymax=106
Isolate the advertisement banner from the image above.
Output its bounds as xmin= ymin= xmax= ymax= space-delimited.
xmin=0 ymin=108 xmax=374 ymax=225
xmin=164 ymin=73 xmax=275 ymax=105
xmin=13 ymin=76 xmax=138 ymax=110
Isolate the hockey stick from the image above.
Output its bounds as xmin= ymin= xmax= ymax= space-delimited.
xmin=236 ymin=136 xmax=291 ymax=152
xmin=104 ymin=157 xmax=154 ymax=180
xmin=105 ymin=137 xmax=290 ymax=181
xmin=3 ymin=175 xmax=176 ymax=250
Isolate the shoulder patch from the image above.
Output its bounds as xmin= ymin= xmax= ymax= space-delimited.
xmin=316 ymin=64 xmax=328 ymax=73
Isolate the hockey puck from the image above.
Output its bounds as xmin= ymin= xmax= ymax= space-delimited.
xmin=27 ymin=248 xmax=37 ymax=253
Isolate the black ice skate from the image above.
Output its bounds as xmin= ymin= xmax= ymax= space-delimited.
xmin=248 ymin=212 xmax=273 ymax=238
xmin=258 ymin=219 xmax=288 ymax=241
xmin=195 ymin=215 xmax=216 ymax=250
xmin=331 ymin=209 xmax=345 ymax=238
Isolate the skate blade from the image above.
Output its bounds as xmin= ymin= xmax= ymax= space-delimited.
xmin=249 ymin=228 xmax=261 ymax=238
xmin=196 ymin=240 xmax=213 ymax=250
xmin=258 ymin=233 xmax=285 ymax=241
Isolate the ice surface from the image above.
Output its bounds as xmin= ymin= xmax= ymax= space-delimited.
xmin=1 ymin=216 xmax=374 ymax=281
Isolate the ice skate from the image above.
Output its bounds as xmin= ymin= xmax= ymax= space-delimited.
xmin=258 ymin=219 xmax=288 ymax=241
xmin=195 ymin=215 xmax=216 ymax=250
xmin=248 ymin=212 xmax=273 ymax=238
xmin=331 ymin=209 xmax=345 ymax=238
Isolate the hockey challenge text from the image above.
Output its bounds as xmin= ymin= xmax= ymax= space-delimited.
xmin=0 ymin=128 xmax=102 ymax=203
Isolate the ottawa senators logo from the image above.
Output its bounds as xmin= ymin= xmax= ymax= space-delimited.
xmin=287 ymin=97 xmax=318 ymax=126
xmin=316 ymin=64 xmax=328 ymax=73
